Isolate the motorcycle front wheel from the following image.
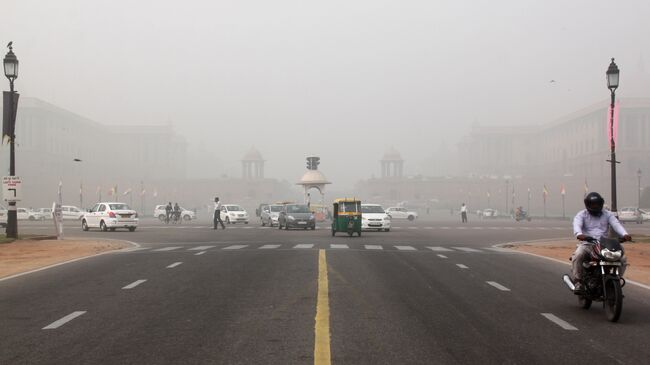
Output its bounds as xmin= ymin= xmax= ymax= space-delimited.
xmin=578 ymin=296 xmax=592 ymax=309
xmin=604 ymin=279 xmax=623 ymax=322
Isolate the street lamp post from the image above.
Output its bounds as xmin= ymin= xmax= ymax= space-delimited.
xmin=73 ymin=158 xmax=83 ymax=210
xmin=606 ymin=58 xmax=620 ymax=215
xmin=4 ymin=43 xmax=19 ymax=238
xmin=505 ymin=179 xmax=510 ymax=217
xmin=638 ymin=169 xmax=642 ymax=208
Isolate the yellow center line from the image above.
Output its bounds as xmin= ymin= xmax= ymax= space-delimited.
xmin=314 ymin=249 xmax=331 ymax=365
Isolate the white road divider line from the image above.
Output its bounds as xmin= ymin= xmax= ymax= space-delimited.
xmin=365 ymin=245 xmax=383 ymax=250
xmin=486 ymin=281 xmax=511 ymax=291
xmin=43 ymin=311 xmax=87 ymax=330
xmin=424 ymin=227 xmax=434 ymax=230
xmin=427 ymin=247 xmax=453 ymax=252
xmin=395 ymin=245 xmax=417 ymax=251
xmin=330 ymin=244 xmax=349 ymax=249
xmin=440 ymin=227 xmax=450 ymax=230
xmin=541 ymin=313 xmax=578 ymax=331
xmin=294 ymin=244 xmax=314 ymax=249
xmin=153 ymin=246 xmax=182 ymax=252
xmin=408 ymin=227 xmax=418 ymax=230
xmin=452 ymin=247 xmax=482 ymax=252
xmin=437 ymin=254 xmax=448 ymax=259
xmin=195 ymin=251 xmax=207 ymax=256
xmin=166 ymin=262 xmax=183 ymax=269
xmin=122 ymin=279 xmax=147 ymax=289
xmin=456 ymin=264 xmax=469 ymax=269
xmin=259 ymin=244 xmax=281 ymax=249
xmin=223 ymin=245 xmax=248 ymax=250
xmin=188 ymin=246 xmax=216 ymax=251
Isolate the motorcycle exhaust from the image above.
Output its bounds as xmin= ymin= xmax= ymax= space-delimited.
xmin=562 ymin=275 xmax=575 ymax=291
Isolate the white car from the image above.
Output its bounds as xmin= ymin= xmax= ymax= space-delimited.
xmin=618 ymin=207 xmax=648 ymax=222
xmin=62 ymin=205 xmax=84 ymax=220
xmin=17 ymin=208 xmax=45 ymax=221
xmin=385 ymin=207 xmax=418 ymax=221
xmin=482 ymin=208 xmax=499 ymax=218
xmin=0 ymin=204 xmax=7 ymax=227
xmin=153 ymin=204 xmax=196 ymax=221
xmin=220 ymin=204 xmax=249 ymax=224
xmin=82 ymin=202 xmax=138 ymax=232
xmin=260 ymin=204 xmax=284 ymax=227
xmin=361 ymin=204 xmax=391 ymax=232
xmin=34 ymin=207 xmax=53 ymax=219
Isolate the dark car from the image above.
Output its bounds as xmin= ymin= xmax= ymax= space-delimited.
xmin=278 ymin=204 xmax=316 ymax=230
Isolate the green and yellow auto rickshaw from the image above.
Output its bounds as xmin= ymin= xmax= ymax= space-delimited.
xmin=331 ymin=198 xmax=362 ymax=237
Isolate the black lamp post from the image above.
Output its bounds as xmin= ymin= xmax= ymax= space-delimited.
xmin=4 ymin=42 xmax=19 ymax=238
xmin=606 ymin=58 xmax=620 ymax=215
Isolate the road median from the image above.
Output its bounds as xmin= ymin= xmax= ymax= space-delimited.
xmin=504 ymin=237 xmax=650 ymax=287
xmin=0 ymin=238 xmax=133 ymax=280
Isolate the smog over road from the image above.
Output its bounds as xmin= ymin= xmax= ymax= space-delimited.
xmin=1 ymin=1 xmax=650 ymax=364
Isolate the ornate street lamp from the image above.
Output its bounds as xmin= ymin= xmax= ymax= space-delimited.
xmin=3 ymin=42 xmax=19 ymax=238
xmin=606 ymin=58 xmax=620 ymax=215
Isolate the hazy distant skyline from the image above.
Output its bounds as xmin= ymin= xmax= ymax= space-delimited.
xmin=2 ymin=0 xmax=649 ymax=187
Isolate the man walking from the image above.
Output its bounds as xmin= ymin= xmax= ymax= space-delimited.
xmin=213 ymin=197 xmax=225 ymax=230
xmin=460 ymin=203 xmax=468 ymax=223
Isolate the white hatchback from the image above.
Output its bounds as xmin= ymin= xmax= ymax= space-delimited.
xmin=385 ymin=207 xmax=418 ymax=221
xmin=220 ymin=204 xmax=249 ymax=224
xmin=62 ymin=205 xmax=84 ymax=220
xmin=82 ymin=202 xmax=138 ymax=232
xmin=17 ymin=208 xmax=45 ymax=221
xmin=361 ymin=204 xmax=391 ymax=231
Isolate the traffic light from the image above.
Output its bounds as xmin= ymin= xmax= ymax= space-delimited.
xmin=306 ymin=156 xmax=321 ymax=170
xmin=307 ymin=159 xmax=312 ymax=170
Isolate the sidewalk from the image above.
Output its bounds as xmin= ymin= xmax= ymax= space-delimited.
xmin=508 ymin=238 xmax=650 ymax=286
xmin=0 ymin=239 xmax=131 ymax=279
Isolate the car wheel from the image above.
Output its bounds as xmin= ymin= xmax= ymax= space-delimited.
xmin=262 ymin=220 xmax=266 ymax=226
xmin=158 ymin=214 xmax=166 ymax=221
xmin=245 ymin=221 xmax=249 ymax=224
xmin=100 ymin=221 xmax=108 ymax=232
xmin=311 ymin=226 xmax=315 ymax=230
xmin=384 ymin=228 xmax=390 ymax=232
xmin=109 ymin=227 xmax=116 ymax=232
xmin=408 ymin=215 xmax=415 ymax=221
xmin=29 ymin=216 xmax=35 ymax=221
xmin=331 ymin=229 xmax=336 ymax=237
xmin=129 ymin=227 xmax=136 ymax=232
xmin=183 ymin=215 xmax=191 ymax=221
xmin=82 ymin=220 xmax=89 ymax=231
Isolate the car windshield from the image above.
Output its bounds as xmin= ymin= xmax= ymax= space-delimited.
xmin=362 ymin=205 xmax=385 ymax=213
xmin=227 ymin=205 xmax=244 ymax=211
xmin=286 ymin=205 xmax=310 ymax=213
xmin=109 ymin=204 xmax=130 ymax=210
xmin=270 ymin=205 xmax=284 ymax=212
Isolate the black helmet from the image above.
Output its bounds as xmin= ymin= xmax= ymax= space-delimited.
xmin=584 ymin=192 xmax=605 ymax=216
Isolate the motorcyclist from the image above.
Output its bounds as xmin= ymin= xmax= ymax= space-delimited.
xmin=572 ymin=192 xmax=631 ymax=293
xmin=173 ymin=203 xmax=181 ymax=221
xmin=165 ymin=202 xmax=173 ymax=223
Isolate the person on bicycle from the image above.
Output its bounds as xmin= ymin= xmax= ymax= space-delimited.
xmin=572 ymin=192 xmax=631 ymax=293
xmin=165 ymin=202 xmax=173 ymax=223
xmin=173 ymin=203 xmax=181 ymax=222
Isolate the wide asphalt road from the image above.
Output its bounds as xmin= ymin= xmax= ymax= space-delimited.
xmin=2 ymin=216 xmax=650 ymax=364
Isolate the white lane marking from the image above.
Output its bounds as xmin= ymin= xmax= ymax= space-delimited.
xmin=153 ymin=246 xmax=182 ymax=252
xmin=259 ymin=244 xmax=281 ymax=249
xmin=122 ymin=279 xmax=147 ymax=289
xmin=488 ymin=227 xmax=499 ymax=230
xmin=456 ymin=264 xmax=469 ymax=269
xmin=294 ymin=244 xmax=314 ymax=249
xmin=472 ymin=227 xmax=484 ymax=230
xmin=223 ymin=245 xmax=248 ymax=250
xmin=437 ymin=254 xmax=448 ymax=259
xmin=452 ymin=247 xmax=482 ymax=252
xmin=538 ymin=227 xmax=548 ymax=230
xmin=395 ymin=245 xmax=417 ymax=251
xmin=166 ymin=262 xmax=183 ymax=269
xmin=365 ymin=245 xmax=383 ymax=250
xmin=189 ymin=246 xmax=216 ymax=251
xmin=42 ymin=311 xmax=87 ymax=330
xmin=424 ymin=227 xmax=434 ymax=230
xmin=457 ymin=227 xmax=467 ymax=230
xmin=195 ymin=251 xmax=207 ymax=256
xmin=408 ymin=227 xmax=418 ymax=230
xmin=541 ymin=313 xmax=578 ymax=331
xmin=553 ymin=227 xmax=566 ymax=230
xmin=244 ymin=226 xmax=253 ymax=229
xmin=126 ymin=247 xmax=150 ymax=252
xmin=440 ymin=227 xmax=450 ymax=230
xmin=503 ymin=227 xmax=515 ymax=230
xmin=486 ymin=281 xmax=511 ymax=291
xmin=484 ymin=247 xmax=513 ymax=253
xmin=427 ymin=247 xmax=453 ymax=252
xmin=330 ymin=244 xmax=349 ymax=249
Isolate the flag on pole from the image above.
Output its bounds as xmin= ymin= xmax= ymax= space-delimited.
xmin=109 ymin=185 xmax=117 ymax=196
xmin=140 ymin=188 xmax=146 ymax=196
xmin=486 ymin=191 xmax=491 ymax=198
xmin=560 ymin=184 xmax=566 ymax=196
xmin=584 ymin=178 xmax=589 ymax=195
xmin=96 ymin=186 xmax=101 ymax=194
xmin=123 ymin=188 xmax=132 ymax=196
xmin=543 ymin=185 xmax=549 ymax=198
xmin=153 ymin=188 xmax=158 ymax=198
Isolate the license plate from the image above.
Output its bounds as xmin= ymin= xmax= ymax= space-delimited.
xmin=298 ymin=221 xmax=307 ymax=224
xmin=369 ymin=223 xmax=382 ymax=227
xmin=599 ymin=261 xmax=621 ymax=266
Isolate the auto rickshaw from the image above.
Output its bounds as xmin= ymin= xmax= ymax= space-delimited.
xmin=331 ymin=198 xmax=362 ymax=237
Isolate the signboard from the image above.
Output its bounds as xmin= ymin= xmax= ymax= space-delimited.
xmin=52 ymin=202 xmax=64 ymax=240
xmin=2 ymin=176 xmax=22 ymax=202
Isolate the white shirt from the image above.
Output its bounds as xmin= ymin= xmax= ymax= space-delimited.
xmin=573 ymin=209 xmax=628 ymax=239
xmin=214 ymin=201 xmax=221 ymax=210
xmin=460 ymin=205 xmax=467 ymax=213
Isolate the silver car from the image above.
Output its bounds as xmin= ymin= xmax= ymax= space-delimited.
xmin=261 ymin=204 xmax=284 ymax=227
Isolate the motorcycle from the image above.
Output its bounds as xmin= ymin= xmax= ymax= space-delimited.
xmin=562 ymin=236 xmax=626 ymax=322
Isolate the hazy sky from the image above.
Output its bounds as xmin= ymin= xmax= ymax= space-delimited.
xmin=2 ymin=0 xmax=649 ymax=187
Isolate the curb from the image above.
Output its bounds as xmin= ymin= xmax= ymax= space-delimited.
xmin=493 ymin=239 xmax=650 ymax=291
xmin=0 ymin=239 xmax=141 ymax=283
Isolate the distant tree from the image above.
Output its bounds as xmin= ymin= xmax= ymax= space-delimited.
xmin=641 ymin=186 xmax=650 ymax=208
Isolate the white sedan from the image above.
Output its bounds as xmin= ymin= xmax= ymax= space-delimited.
xmin=618 ymin=207 xmax=648 ymax=222
xmin=17 ymin=208 xmax=45 ymax=221
xmin=385 ymin=207 xmax=418 ymax=221
xmin=361 ymin=204 xmax=391 ymax=231
xmin=220 ymin=204 xmax=250 ymax=224
xmin=82 ymin=202 xmax=138 ymax=232
xmin=153 ymin=204 xmax=196 ymax=221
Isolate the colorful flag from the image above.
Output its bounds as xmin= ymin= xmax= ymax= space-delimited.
xmin=560 ymin=184 xmax=566 ymax=196
xmin=543 ymin=185 xmax=549 ymax=197
xmin=486 ymin=191 xmax=491 ymax=198
xmin=123 ymin=188 xmax=132 ymax=196
xmin=584 ymin=179 xmax=589 ymax=195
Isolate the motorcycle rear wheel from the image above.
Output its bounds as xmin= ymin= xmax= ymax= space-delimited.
xmin=604 ymin=279 xmax=623 ymax=322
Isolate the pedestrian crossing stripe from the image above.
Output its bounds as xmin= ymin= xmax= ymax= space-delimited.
xmin=137 ymin=245 xmax=517 ymax=253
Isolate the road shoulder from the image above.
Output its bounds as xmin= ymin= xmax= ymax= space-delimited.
xmin=0 ymin=238 xmax=135 ymax=280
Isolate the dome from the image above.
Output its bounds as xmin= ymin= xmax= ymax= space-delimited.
xmin=381 ymin=147 xmax=403 ymax=161
xmin=242 ymin=147 xmax=264 ymax=161
xmin=297 ymin=170 xmax=331 ymax=185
